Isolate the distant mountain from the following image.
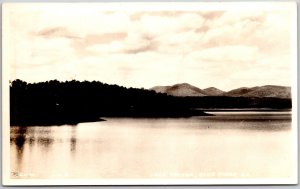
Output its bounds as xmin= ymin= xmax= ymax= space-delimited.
xmin=150 ymin=86 xmax=169 ymax=94
xmin=224 ymin=85 xmax=291 ymax=98
xmin=223 ymin=87 xmax=255 ymax=97
xmin=151 ymin=83 xmax=291 ymax=99
xmin=203 ymin=87 xmax=224 ymax=96
xmin=150 ymin=83 xmax=207 ymax=97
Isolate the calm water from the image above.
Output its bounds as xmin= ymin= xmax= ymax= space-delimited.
xmin=10 ymin=112 xmax=292 ymax=179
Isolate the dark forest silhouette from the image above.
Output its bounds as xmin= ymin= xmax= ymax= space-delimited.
xmin=10 ymin=79 xmax=292 ymax=126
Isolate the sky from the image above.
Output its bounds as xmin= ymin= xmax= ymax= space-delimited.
xmin=4 ymin=3 xmax=296 ymax=91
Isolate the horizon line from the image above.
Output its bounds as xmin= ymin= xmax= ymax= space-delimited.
xmin=9 ymin=79 xmax=291 ymax=93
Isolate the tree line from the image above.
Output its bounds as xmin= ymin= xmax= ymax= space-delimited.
xmin=10 ymin=79 xmax=291 ymax=126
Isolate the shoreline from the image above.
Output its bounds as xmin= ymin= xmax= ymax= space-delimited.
xmin=10 ymin=109 xmax=292 ymax=127
xmin=195 ymin=108 xmax=291 ymax=112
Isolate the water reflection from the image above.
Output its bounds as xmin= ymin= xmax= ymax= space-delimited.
xmin=13 ymin=127 xmax=27 ymax=173
xmin=10 ymin=112 xmax=292 ymax=179
xmin=70 ymin=126 xmax=77 ymax=152
xmin=15 ymin=131 xmax=26 ymax=148
xmin=37 ymin=137 xmax=54 ymax=150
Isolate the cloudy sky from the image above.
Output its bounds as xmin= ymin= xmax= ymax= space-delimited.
xmin=4 ymin=3 xmax=296 ymax=91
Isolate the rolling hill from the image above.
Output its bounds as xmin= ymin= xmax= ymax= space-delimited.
xmin=150 ymin=83 xmax=207 ymax=97
xmin=223 ymin=87 xmax=255 ymax=97
xmin=151 ymin=83 xmax=291 ymax=98
xmin=203 ymin=87 xmax=224 ymax=96
xmin=223 ymin=85 xmax=291 ymax=98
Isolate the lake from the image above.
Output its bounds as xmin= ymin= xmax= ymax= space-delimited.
xmin=10 ymin=112 xmax=292 ymax=179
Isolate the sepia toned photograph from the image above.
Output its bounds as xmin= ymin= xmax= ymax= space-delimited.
xmin=2 ymin=2 xmax=298 ymax=185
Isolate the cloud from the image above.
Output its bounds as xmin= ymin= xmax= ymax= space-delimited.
xmin=70 ymin=32 xmax=129 ymax=56
xmin=197 ymin=11 xmax=225 ymax=20
xmin=195 ymin=45 xmax=260 ymax=62
xmin=35 ymin=27 xmax=79 ymax=39
xmin=137 ymin=13 xmax=205 ymax=36
xmin=5 ymin=4 xmax=295 ymax=90
xmin=85 ymin=33 xmax=157 ymax=54
xmin=201 ymin=11 xmax=290 ymax=54
xmin=83 ymin=33 xmax=128 ymax=45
